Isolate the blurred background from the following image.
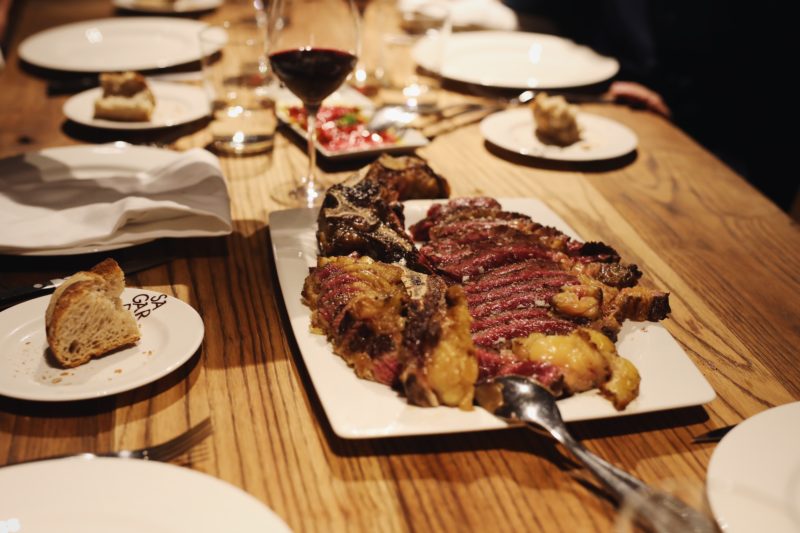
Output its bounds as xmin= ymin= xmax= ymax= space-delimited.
xmin=506 ymin=0 xmax=796 ymax=218
xmin=1 ymin=0 xmax=795 ymax=217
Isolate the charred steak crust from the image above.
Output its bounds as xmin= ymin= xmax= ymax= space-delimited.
xmin=363 ymin=154 xmax=451 ymax=201
xmin=316 ymin=178 xmax=429 ymax=272
xmin=302 ymin=256 xmax=477 ymax=409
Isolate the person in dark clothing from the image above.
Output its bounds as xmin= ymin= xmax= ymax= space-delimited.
xmin=505 ymin=0 xmax=796 ymax=213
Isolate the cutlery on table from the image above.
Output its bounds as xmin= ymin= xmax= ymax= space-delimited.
xmin=0 ymin=249 xmax=172 ymax=309
xmin=4 ymin=418 xmax=212 ymax=466
xmin=367 ymin=90 xmax=612 ymax=134
xmin=691 ymin=425 xmax=736 ymax=444
xmin=475 ymin=375 xmax=718 ymax=532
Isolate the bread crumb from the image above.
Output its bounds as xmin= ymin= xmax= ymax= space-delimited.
xmin=114 ymin=368 xmax=123 ymax=374
xmin=51 ymin=377 xmax=62 ymax=384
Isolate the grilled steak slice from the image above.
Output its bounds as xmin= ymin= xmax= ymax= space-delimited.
xmin=302 ymin=255 xmax=477 ymax=408
xmin=409 ymin=198 xmax=670 ymax=409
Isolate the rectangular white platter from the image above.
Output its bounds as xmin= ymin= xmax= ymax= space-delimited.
xmin=268 ymin=198 xmax=716 ymax=439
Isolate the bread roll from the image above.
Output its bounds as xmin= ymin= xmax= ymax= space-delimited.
xmin=531 ymin=92 xmax=582 ymax=146
xmin=93 ymin=71 xmax=155 ymax=122
xmin=45 ymin=258 xmax=141 ymax=368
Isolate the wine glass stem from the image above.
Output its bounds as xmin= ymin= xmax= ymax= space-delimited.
xmin=304 ymin=102 xmax=321 ymax=206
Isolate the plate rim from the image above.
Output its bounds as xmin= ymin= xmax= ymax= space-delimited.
xmin=112 ymin=0 xmax=223 ymax=13
xmin=62 ymin=80 xmax=210 ymax=131
xmin=480 ymin=107 xmax=638 ymax=161
xmin=0 ymin=287 xmax=203 ymax=402
xmin=0 ymin=456 xmax=292 ymax=532
xmin=268 ymin=197 xmax=715 ymax=439
xmin=706 ymin=401 xmax=800 ymax=532
xmin=414 ymin=30 xmax=620 ymax=90
xmin=18 ymin=17 xmax=218 ymax=73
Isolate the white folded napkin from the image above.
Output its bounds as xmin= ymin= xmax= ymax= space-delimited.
xmin=398 ymin=0 xmax=518 ymax=31
xmin=0 ymin=147 xmax=232 ymax=253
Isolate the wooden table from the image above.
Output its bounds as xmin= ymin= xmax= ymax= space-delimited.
xmin=2 ymin=1 xmax=799 ymax=531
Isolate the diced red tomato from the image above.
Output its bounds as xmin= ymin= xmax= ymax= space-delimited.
xmin=287 ymin=106 xmax=398 ymax=152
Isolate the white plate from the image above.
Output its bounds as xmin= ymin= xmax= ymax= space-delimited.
xmin=706 ymin=402 xmax=800 ymax=533
xmin=0 ymin=288 xmax=204 ymax=402
xmin=0 ymin=143 xmax=182 ymax=256
xmin=268 ymin=198 xmax=715 ymax=439
xmin=275 ymin=86 xmax=429 ymax=160
xmin=63 ymin=80 xmax=210 ymax=130
xmin=18 ymin=18 xmax=224 ymax=72
xmin=0 ymin=457 xmax=291 ymax=532
xmin=480 ymin=108 xmax=638 ymax=162
xmin=113 ymin=0 xmax=222 ymax=13
xmin=414 ymin=31 xmax=619 ymax=90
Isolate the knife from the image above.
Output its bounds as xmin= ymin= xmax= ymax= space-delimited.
xmin=0 ymin=250 xmax=171 ymax=309
xmin=691 ymin=425 xmax=736 ymax=444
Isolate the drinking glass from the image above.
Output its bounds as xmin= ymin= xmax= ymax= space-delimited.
xmin=380 ymin=3 xmax=449 ymax=111
xmin=200 ymin=18 xmax=277 ymax=155
xmin=267 ymin=0 xmax=359 ymax=207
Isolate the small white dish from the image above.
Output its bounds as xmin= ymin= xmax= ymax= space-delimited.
xmin=0 ymin=288 xmax=204 ymax=402
xmin=113 ymin=0 xmax=222 ymax=13
xmin=480 ymin=108 xmax=638 ymax=162
xmin=275 ymin=86 xmax=429 ymax=160
xmin=706 ymin=402 xmax=800 ymax=533
xmin=268 ymin=198 xmax=715 ymax=439
xmin=414 ymin=31 xmax=619 ymax=90
xmin=63 ymin=80 xmax=209 ymax=130
xmin=18 ymin=18 xmax=223 ymax=72
xmin=0 ymin=457 xmax=291 ymax=532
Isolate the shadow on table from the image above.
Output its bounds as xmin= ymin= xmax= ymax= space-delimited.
xmin=484 ymin=141 xmax=638 ymax=173
xmin=61 ymin=116 xmax=211 ymax=148
xmin=0 ymin=349 xmax=201 ymax=420
xmin=18 ymin=57 xmax=204 ymax=83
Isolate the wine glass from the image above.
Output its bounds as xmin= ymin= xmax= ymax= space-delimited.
xmin=267 ymin=0 xmax=360 ymax=207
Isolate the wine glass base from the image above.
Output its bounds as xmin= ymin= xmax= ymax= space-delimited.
xmin=271 ymin=178 xmax=325 ymax=208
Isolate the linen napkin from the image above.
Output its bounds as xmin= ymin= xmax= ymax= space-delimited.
xmin=398 ymin=0 xmax=518 ymax=31
xmin=0 ymin=147 xmax=232 ymax=254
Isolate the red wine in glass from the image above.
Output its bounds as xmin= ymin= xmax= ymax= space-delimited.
xmin=267 ymin=0 xmax=359 ymax=207
xmin=269 ymin=48 xmax=357 ymax=105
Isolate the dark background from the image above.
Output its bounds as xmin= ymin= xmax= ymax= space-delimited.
xmin=507 ymin=0 xmax=797 ymax=216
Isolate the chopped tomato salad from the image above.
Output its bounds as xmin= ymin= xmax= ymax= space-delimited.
xmin=287 ymin=106 xmax=399 ymax=152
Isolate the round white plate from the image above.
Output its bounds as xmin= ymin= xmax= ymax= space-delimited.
xmin=0 ymin=143 xmax=181 ymax=256
xmin=414 ymin=31 xmax=619 ymax=90
xmin=63 ymin=81 xmax=210 ymax=130
xmin=18 ymin=18 xmax=222 ymax=72
xmin=114 ymin=0 xmax=222 ymax=13
xmin=480 ymin=108 xmax=637 ymax=162
xmin=0 ymin=457 xmax=292 ymax=532
xmin=706 ymin=402 xmax=800 ymax=533
xmin=0 ymin=288 xmax=204 ymax=402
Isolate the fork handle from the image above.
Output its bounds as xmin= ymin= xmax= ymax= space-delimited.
xmin=541 ymin=427 xmax=718 ymax=533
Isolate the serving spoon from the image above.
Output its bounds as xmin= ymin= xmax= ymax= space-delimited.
xmin=475 ymin=375 xmax=718 ymax=533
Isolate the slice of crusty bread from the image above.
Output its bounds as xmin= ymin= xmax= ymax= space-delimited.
xmin=45 ymin=258 xmax=141 ymax=368
xmin=93 ymin=71 xmax=155 ymax=122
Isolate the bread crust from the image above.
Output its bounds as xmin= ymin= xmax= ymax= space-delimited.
xmin=93 ymin=72 xmax=155 ymax=122
xmin=45 ymin=259 xmax=141 ymax=368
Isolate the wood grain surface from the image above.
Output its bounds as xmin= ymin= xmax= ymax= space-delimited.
xmin=1 ymin=1 xmax=799 ymax=532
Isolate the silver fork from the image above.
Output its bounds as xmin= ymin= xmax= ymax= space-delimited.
xmin=5 ymin=418 xmax=212 ymax=466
